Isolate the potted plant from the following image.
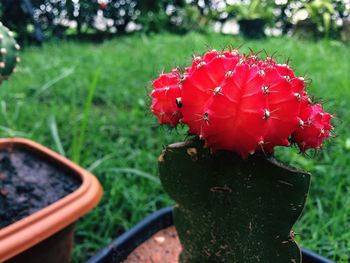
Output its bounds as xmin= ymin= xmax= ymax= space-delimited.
xmin=0 ymin=23 xmax=103 ymax=263
xmin=341 ymin=18 xmax=350 ymax=43
xmin=291 ymin=0 xmax=336 ymax=39
xmin=226 ymin=0 xmax=274 ymax=38
xmin=89 ymin=48 xmax=333 ymax=263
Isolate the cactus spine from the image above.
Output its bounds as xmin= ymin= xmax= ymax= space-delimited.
xmin=0 ymin=22 xmax=20 ymax=83
xmin=159 ymin=139 xmax=310 ymax=263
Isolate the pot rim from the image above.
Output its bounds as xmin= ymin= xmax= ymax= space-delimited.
xmin=87 ymin=207 xmax=334 ymax=263
xmin=0 ymin=138 xmax=103 ymax=261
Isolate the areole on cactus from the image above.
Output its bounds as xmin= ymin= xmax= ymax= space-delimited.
xmin=0 ymin=22 xmax=20 ymax=83
xmin=150 ymin=48 xmax=333 ymax=263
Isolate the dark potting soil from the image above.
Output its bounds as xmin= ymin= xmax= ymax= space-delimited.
xmin=0 ymin=148 xmax=81 ymax=229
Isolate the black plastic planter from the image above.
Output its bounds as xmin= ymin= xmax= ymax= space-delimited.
xmin=238 ymin=18 xmax=266 ymax=38
xmin=87 ymin=207 xmax=334 ymax=263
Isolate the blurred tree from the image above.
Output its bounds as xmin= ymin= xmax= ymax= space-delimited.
xmin=100 ymin=0 xmax=137 ymax=34
xmin=188 ymin=0 xmax=227 ymax=29
xmin=274 ymin=0 xmax=294 ymax=35
xmin=136 ymin=0 xmax=187 ymax=33
xmin=1 ymin=0 xmax=44 ymax=43
xmin=2 ymin=0 xmax=349 ymax=42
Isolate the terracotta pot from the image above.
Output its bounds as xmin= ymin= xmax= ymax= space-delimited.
xmin=0 ymin=138 xmax=103 ymax=262
xmin=87 ymin=207 xmax=334 ymax=263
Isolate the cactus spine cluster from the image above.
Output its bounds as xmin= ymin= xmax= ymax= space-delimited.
xmin=0 ymin=22 xmax=20 ymax=83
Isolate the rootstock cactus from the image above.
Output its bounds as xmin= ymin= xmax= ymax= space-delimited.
xmin=0 ymin=22 xmax=20 ymax=83
xmin=150 ymin=49 xmax=333 ymax=263
xmin=159 ymin=140 xmax=310 ymax=263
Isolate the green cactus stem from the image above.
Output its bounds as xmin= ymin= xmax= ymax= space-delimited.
xmin=159 ymin=139 xmax=310 ymax=263
xmin=0 ymin=22 xmax=20 ymax=83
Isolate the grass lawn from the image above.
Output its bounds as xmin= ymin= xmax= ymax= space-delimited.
xmin=1 ymin=32 xmax=349 ymax=262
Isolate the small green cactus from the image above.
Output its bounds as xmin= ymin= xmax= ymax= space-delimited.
xmin=159 ymin=139 xmax=310 ymax=263
xmin=0 ymin=22 xmax=20 ymax=83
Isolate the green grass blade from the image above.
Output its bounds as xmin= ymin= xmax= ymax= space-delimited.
xmin=35 ymin=67 xmax=75 ymax=96
xmin=109 ymin=167 xmax=161 ymax=184
xmin=72 ymin=68 xmax=101 ymax=164
xmin=87 ymin=154 xmax=114 ymax=172
xmin=48 ymin=115 xmax=66 ymax=156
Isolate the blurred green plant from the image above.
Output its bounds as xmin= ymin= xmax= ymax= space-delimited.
xmin=136 ymin=0 xmax=180 ymax=33
xmin=187 ymin=0 xmax=227 ymax=30
xmin=226 ymin=0 xmax=274 ymax=38
xmin=294 ymin=0 xmax=335 ymax=38
xmin=1 ymin=0 xmax=350 ymax=42
xmin=291 ymin=0 xmax=349 ymax=39
xmin=226 ymin=0 xmax=274 ymax=21
xmin=72 ymin=69 xmax=100 ymax=164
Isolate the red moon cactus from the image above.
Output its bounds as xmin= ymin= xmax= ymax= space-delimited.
xmin=150 ymin=49 xmax=333 ymax=158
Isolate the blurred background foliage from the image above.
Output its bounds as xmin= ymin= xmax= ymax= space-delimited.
xmin=1 ymin=0 xmax=350 ymax=43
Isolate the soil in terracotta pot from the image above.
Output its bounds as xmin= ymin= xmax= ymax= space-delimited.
xmin=124 ymin=226 xmax=181 ymax=263
xmin=0 ymin=147 xmax=80 ymax=228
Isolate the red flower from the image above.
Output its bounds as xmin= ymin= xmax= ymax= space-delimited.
xmin=99 ymin=2 xmax=108 ymax=10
